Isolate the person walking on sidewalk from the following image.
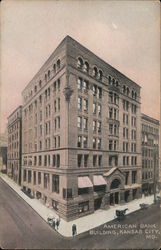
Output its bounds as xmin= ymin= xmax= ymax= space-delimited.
xmin=72 ymin=224 xmax=77 ymax=236
xmin=56 ymin=217 xmax=60 ymax=230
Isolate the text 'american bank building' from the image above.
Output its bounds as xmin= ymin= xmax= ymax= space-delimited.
xmin=21 ymin=36 xmax=142 ymax=221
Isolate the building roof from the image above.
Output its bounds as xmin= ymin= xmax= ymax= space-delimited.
xmin=141 ymin=113 xmax=160 ymax=125
xmin=22 ymin=35 xmax=141 ymax=94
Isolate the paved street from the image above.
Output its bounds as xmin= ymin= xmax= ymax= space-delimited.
xmin=0 ymin=177 xmax=160 ymax=249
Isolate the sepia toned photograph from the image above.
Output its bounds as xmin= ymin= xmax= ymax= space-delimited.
xmin=0 ymin=0 xmax=160 ymax=249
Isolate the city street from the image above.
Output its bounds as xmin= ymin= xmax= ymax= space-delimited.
xmin=0 ymin=177 xmax=160 ymax=250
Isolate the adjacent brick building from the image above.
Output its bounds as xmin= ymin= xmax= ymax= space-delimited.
xmin=141 ymin=114 xmax=160 ymax=195
xmin=20 ymin=36 xmax=142 ymax=221
xmin=7 ymin=106 xmax=22 ymax=185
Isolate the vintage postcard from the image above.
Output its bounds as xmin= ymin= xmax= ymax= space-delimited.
xmin=0 ymin=0 xmax=160 ymax=249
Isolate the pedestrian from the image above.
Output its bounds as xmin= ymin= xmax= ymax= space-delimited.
xmin=56 ymin=218 xmax=60 ymax=230
xmin=52 ymin=219 xmax=56 ymax=230
xmin=72 ymin=224 xmax=77 ymax=236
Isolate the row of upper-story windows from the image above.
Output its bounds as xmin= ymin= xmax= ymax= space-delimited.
xmin=142 ymin=172 xmax=153 ymax=180
xmin=123 ymin=85 xmax=138 ymax=100
xmin=123 ymin=156 xmax=137 ymax=166
xmin=142 ymin=124 xmax=159 ymax=135
xmin=77 ymin=57 xmax=103 ymax=81
xmin=24 ymin=97 xmax=60 ymax=119
xmin=24 ymin=59 xmax=61 ymax=103
xmin=109 ymin=124 xmax=119 ymax=137
xmin=78 ymin=154 xmax=102 ymax=168
xmin=77 ymin=136 xmax=102 ymax=149
xmin=77 ymin=79 xmax=102 ymax=99
xmin=142 ymin=159 xmax=154 ymax=168
xmin=23 ymin=154 xmax=60 ymax=168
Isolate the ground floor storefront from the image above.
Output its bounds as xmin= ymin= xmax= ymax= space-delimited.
xmin=21 ymin=166 xmax=142 ymax=221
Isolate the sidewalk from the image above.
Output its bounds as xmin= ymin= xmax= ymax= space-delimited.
xmin=0 ymin=173 xmax=154 ymax=237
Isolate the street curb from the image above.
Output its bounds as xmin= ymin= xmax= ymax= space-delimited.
xmin=0 ymin=176 xmax=66 ymax=238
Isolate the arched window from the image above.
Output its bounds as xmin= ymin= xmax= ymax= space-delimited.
xmin=93 ymin=66 xmax=98 ymax=77
xmin=45 ymin=74 xmax=47 ymax=82
xmin=126 ymin=87 xmax=129 ymax=96
xmin=53 ymin=64 xmax=56 ymax=73
xmin=134 ymin=92 xmax=137 ymax=100
xmin=98 ymin=70 xmax=103 ymax=81
xmin=77 ymin=57 xmax=83 ymax=69
xmin=48 ymin=70 xmax=50 ymax=79
xmin=39 ymin=80 xmax=42 ymax=88
xmin=112 ymin=78 xmax=115 ymax=86
xmin=84 ymin=61 xmax=89 ymax=73
xmin=123 ymin=85 xmax=126 ymax=94
xmin=110 ymin=179 xmax=121 ymax=189
xmin=115 ymin=81 xmax=118 ymax=87
xmin=57 ymin=59 xmax=60 ymax=69
xmin=108 ymin=76 xmax=112 ymax=84
xmin=132 ymin=90 xmax=134 ymax=99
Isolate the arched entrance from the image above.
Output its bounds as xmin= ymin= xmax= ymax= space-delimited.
xmin=110 ymin=178 xmax=121 ymax=205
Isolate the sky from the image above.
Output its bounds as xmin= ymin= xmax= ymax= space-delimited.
xmin=0 ymin=0 xmax=160 ymax=133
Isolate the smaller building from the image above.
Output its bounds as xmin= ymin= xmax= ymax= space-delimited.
xmin=7 ymin=106 xmax=22 ymax=185
xmin=0 ymin=132 xmax=8 ymax=172
xmin=141 ymin=114 xmax=160 ymax=195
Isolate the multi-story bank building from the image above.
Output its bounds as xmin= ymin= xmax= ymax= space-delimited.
xmin=21 ymin=36 xmax=142 ymax=221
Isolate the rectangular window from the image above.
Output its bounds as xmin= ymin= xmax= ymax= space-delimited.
xmin=98 ymin=155 xmax=102 ymax=166
xmin=93 ymin=138 xmax=96 ymax=149
xmin=84 ymin=155 xmax=88 ymax=167
xmin=38 ymin=172 xmax=41 ymax=184
xmin=125 ymin=172 xmax=129 ymax=185
xmin=78 ymin=77 xmax=82 ymax=90
xmin=97 ymin=121 xmax=101 ymax=133
xmin=52 ymin=175 xmax=59 ymax=193
xmin=98 ymin=138 xmax=101 ymax=149
xmin=77 ymin=136 xmax=82 ymax=148
xmin=93 ymin=103 xmax=96 ymax=114
xmin=84 ymin=118 xmax=88 ymax=131
xmin=78 ymin=154 xmax=82 ymax=167
xmin=52 ymin=155 xmax=56 ymax=167
xmin=97 ymin=87 xmax=102 ymax=99
xmin=39 ymin=155 xmax=42 ymax=166
xmin=78 ymin=201 xmax=89 ymax=213
xmin=93 ymin=121 xmax=96 ymax=132
xmin=78 ymin=97 xmax=82 ymax=110
xmin=23 ymin=169 xmax=26 ymax=181
xmin=109 ymin=140 xmax=113 ymax=151
xmin=44 ymin=155 xmax=47 ymax=166
xmin=132 ymin=171 xmax=137 ymax=184
xmin=93 ymin=155 xmax=97 ymax=167
xmin=56 ymin=154 xmax=60 ymax=168
xmin=83 ymin=80 xmax=88 ymax=93
xmin=28 ymin=170 xmax=31 ymax=183
xmin=77 ymin=116 xmax=82 ymax=128
xmin=34 ymin=171 xmax=36 ymax=185
xmin=93 ymin=85 xmax=97 ymax=96
xmin=84 ymin=99 xmax=88 ymax=112
xmin=98 ymin=104 xmax=101 ymax=116
xmin=83 ymin=136 xmax=88 ymax=148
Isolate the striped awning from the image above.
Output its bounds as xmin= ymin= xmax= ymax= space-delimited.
xmin=93 ymin=175 xmax=107 ymax=186
xmin=78 ymin=176 xmax=93 ymax=188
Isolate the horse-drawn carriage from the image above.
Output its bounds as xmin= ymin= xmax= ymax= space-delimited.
xmin=115 ymin=208 xmax=128 ymax=221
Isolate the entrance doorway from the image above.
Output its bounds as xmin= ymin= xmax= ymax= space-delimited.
xmin=124 ymin=190 xmax=130 ymax=202
xmin=94 ymin=198 xmax=102 ymax=210
xmin=115 ymin=192 xmax=119 ymax=204
xmin=132 ymin=189 xmax=137 ymax=199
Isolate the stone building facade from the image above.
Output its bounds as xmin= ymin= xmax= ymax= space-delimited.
xmin=21 ymin=36 xmax=142 ymax=221
xmin=141 ymin=114 xmax=160 ymax=195
xmin=7 ymin=106 xmax=22 ymax=185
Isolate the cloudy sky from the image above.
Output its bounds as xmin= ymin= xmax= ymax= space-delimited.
xmin=1 ymin=0 xmax=160 ymax=133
